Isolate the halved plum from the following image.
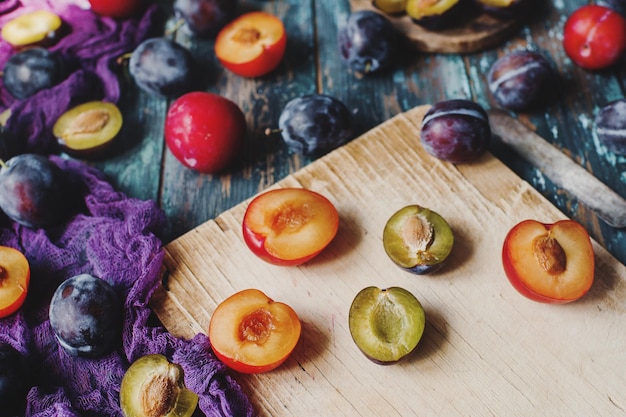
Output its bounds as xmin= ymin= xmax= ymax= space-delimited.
xmin=502 ymin=219 xmax=595 ymax=303
xmin=242 ymin=188 xmax=339 ymax=266
xmin=349 ymin=286 xmax=426 ymax=364
xmin=0 ymin=246 xmax=30 ymax=318
xmin=1 ymin=10 xmax=64 ymax=48
xmin=208 ymin=289 xmax=301 ymax=374
xmin=53 ymin=101 xmax=123 ymax=159
xmin=120 ymin=354 xmax=198 ymax=417
xmin=383 ymin=205 xmax=454 ymax=274
xmin=214 ymin=11 xmax=287 ymax=78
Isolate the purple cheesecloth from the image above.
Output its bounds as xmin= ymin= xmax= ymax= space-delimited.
xmin=0 ymin=1 xmax=255 ymax=416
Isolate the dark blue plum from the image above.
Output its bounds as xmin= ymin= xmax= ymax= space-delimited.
xmin=2 ymin=47 xmax=68 ymax=99
xmin=49 ymin=274 xmax=122 ymax=358
xmin=0 ymin=343 xmax=28 ymax=417
xmin=129 ymin=37 xmax=195 ymax=98
xmin=420 ymin=99 xmax=490 ymax=164
xmin=174 ymin=0 xmax=238 ymax=37
xmin=0 ymin=154 xmax=75 ymax=228
xmin=594 ymin=98 xmax=626 ymax=155
xmin=338 ymin=10 xmax=397 ymax=75
xmin=488 ymin=50 xmax=555 ymax=111
xmin=278 ymin=94 xmax=353 ymax=156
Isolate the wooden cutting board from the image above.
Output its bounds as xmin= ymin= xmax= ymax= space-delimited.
xmin=349 ymin=0 xmax=523 ymax=53
xmin=150 ymin=106 xmax=626 ymax=417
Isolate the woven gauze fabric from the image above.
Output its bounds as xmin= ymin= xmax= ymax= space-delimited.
xmin=0 ymin=158 xmax=255 ymax=417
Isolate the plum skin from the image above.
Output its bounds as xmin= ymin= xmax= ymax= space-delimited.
xmin=174 ymin=0 xmax=238 ymax=37
xmin=594 ymin=98 xmax=626 ymax=155
xmin=2 ymin=47 xmax=68 ymax=100
xmin=420 ymin=99 xmax=491 ymax=164
xmin=488 ymin=50 xmax=555 ymax=111
xmin=0 ymin=154 xmax=75 ymax=229
xmin=278 ymin=94 xmax=353 ymax=156
xmin=48 ymin=274 xmax=122 ymax=358
xmin=338 ymin=10 xmax=397 ymax=74
xmin=129 ymin=37 xmax=195 ymax=98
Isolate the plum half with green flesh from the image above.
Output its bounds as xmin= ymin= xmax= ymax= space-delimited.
xmin=349 ymin=286 xmax=426 ymax=364
xmin=383 ymin=205 xmax=454 ymax=274
xmin=53 ymin=101 xmax=123 ymax=159
xmin=120 ymin=354 xmax=198 ymax=417
xmin=1 ymin=10 xmax=64 ymax=48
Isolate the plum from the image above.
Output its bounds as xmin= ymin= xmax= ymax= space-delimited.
xmin=0 ymin=154 xmax=75 ymax=229
xmin=594 ymin=98 xmax=626 ymax=155
xmin=49 ymin=274 xmax=122 ymax=358
xmin=120 ymin=354 xmax=198 ymax=417
xmin=488 ymin=50 xmax=555 ymax=111
xmin=405 ymin=0 xmax=469 ymax=30
xmin=0 ymin=343 xmax=28 ymax=417
xmin=278 ymin=94 xmax=353 ymax=156
xmin=53 ymin=101 xmax=123 ymax=159
xmin=129 ymin=37 xmax=195 ymax=98
xmin=338 ymin=10 xmax=397 ymax=75
xmin=420 ymin=99 xmax=490 ymax=163
xmin=349 ymin=286 xmax=426 ymax=364
xmin=173 ymin=0 xmax=238 ymax=37
xmin=0 ymin=10 xmax=64 ymax=48
xmin=383 ymin=205 xmax=454 ymax=274
xmin=2 ymin=47 xmax=69 ymax=99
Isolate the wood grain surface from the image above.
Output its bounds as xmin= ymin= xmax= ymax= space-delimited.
xmin=349 ymin=0 xmax=523 ymax=53
xmin=151 ymin=105 xmax=626 ymax=417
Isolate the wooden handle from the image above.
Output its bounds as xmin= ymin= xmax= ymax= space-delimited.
xmin=488 ymin=109 xmax=626 ymax=229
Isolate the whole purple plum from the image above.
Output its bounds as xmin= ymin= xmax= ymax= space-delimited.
xmin=174 ymin=0 xmax=238 ymax=37
xmin=49 ymin=274 xmax=122 ymax=358
xmin=0 ymin=154 xmax=75 ymax=228
xmin=338 ymin=10 xmax=397 ymax=75
xmin=420 ymin=99 xmax=491 ymax=164
xmin=488 ymin=50 xmax=555 ymax=111
xmin=594 ymin=98 xmax=626 ymax=155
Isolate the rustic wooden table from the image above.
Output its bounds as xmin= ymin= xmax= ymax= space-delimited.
xmin=94 ymin=0 xmax=626 ymax=267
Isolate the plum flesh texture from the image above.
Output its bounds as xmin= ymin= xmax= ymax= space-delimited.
xmin=2 ymin=47 xmax=69 ymax=99
xmin=0 ymin=154 xmax=75 ymax=228
xmin=120 ymin=354 xmax=198 ymax=417
xmin=129 ymin=37 xmax=195 ymax=98
xmin=349 ymin=286 xmax=425 ymax=364
xmin=278 ymin=94 xmax=353 ymax=156
xmin=338 ymin=10 xmax=397 ymax=74
xmin=383 ymin=205 xmax=454 ymax=274
xmin=49 ymin=274 xmax=122 ymax=358
xmin=420 ymin=99 xmax=490 ymax=163
xmin=594 ymin=98 xmax=626 ymax=155
xmin=174 ymin=0 xmax=238 ymax=37
xmin=488 ymin=50 xmax=555 ymax=111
